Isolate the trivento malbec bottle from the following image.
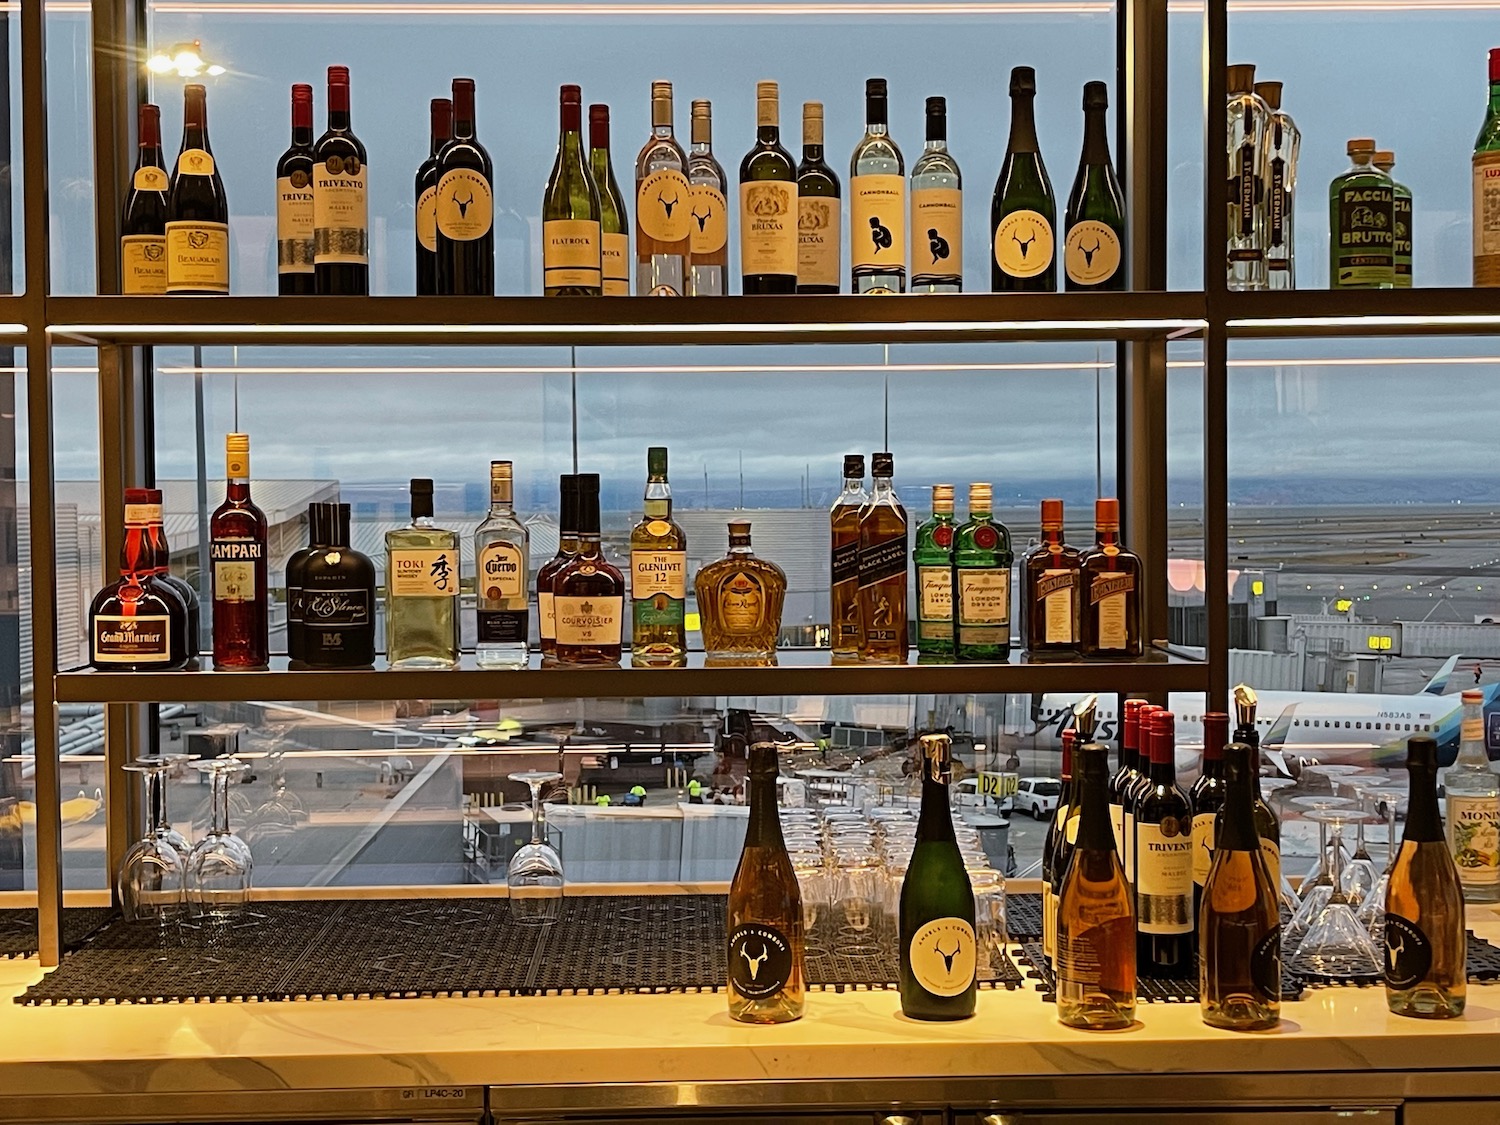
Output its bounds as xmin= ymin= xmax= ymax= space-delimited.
xmin=899 ymin=732 xmax=977 ymax=1020
xmin=1199 ymin=737 xmax=1281 ymax=1031
xmin=1063 ymin=81 xmax=1125 ymax=291
xmin=634 ymin=81 xmax=692 ymax=295
xmin=122 ymin=103 xmax=169 ymax=295
xmin=414 ymin=97 xmax=452 ymax=296
xmin=1190 ymin=711 xmax=1229 ymax=915
xmin=209 ymin=434 xmax=269 ymax=670
xmin=850 ymin=78 xmax=906 ymax=294
xmin=1111 ymin=698 xmax=1144 ymax=866
xmin=589 ymin=105 xmax=631 ymax=296
xmin=1444 ymin=689 xmax=1500 ymax=903
xmin=727 ymin=738 xmax=806 ymax=1024
xmin=829 ymin=454 xmax=867 ymax=663
xmin=542 ymin=84 xmax=602 ymax=297
xmin=687 ymin=100 xmax=728 ymax=297
xmin=1056 ymin=727 xmax=1136 ymax=1031
xmin=1041 ymin=728 xmax=1077 ymax=967
xmin=1386 ymin=735 xmax=1467 ymax=1019
xmin=165 ymin=84 xmax=229 ymax=295
xmin=1473 ymin=47 xmax=1500 ymax=286
xmin=1329 ymin=138 xmax=1393 ymax=289
xmin=275 ymin=84 xmax=316 ymax=295
xmin=1225 ymin=65 xmax=1268 ymax=291
xmin=796 ymin=102 xmax=841 ymax=294
xmin=912 ymin=483 xmax=955 ymax=658
xmin=910 ymin=96 xmax=962 ymax=293
xmin=739 ymin=81 xmax=798 ymax=295
xmin=1233 ymin=684 xmax=1282 ymax=890
xmin=1123 ymin=703 xmax=1160 ymax=888
xmin=1256 ymin=81 xmax=1299 ymax=290
xmin=1136 ymin=709 xmax=1195 ymax=979
xmin=992 ymin=66 xmax=1056 ymax=292
xmin=1373 ymin=150 xmax=1411 ymax=289
xmin=313 ymin=66 xmax=368 ymax=295
xmin=437 ymin=77 xmax=495 ymax=296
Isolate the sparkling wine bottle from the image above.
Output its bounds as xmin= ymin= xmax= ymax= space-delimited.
xmin=1063 ymin=81 xmax=1125 ymax=291
xmin=991 ymin=67 xmax=1056 ymax=292
xmin=121 ymin=103 xmax=169 ymax=295
xmin=1232 ymin=684 xmax=1282 ymax=890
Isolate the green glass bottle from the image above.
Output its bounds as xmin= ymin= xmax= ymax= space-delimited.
xmin=991 ymin=66 xmax=1057 ymax=292
xmin=898 ymin=732 xmax=977 ymax=1020
xmin=542 ymin=84 xmax=603 ymax=297
xmin=912 ymin=484 xmax=955 ymax=659
xmin=1474 ymin=48 xmax=1500 ymax=287
xmin=952 ymin=482 xmax=1013 ymax=661
xmin=588 ymin=104 xmax=631 ymax=296
xmin=1373 ymin=151 xmax=1411 ymax=289
xmin=738 ymin=80 xmax=799 ymax=295
xmin=1328 ymin=137 xmax=1393 ymax=290
xmin=1063 ymin=81 xmax=1125 ymax=291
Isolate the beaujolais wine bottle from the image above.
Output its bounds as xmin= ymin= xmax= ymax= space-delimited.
xmin=165 ymin=84 xmax=229 ymax=295
xmin=313 ymin=66 xmax=369 ymax=295
xmin=121 ymin=103 xmax=169 ymax=295
xmin=437 ymin=78 xmax=495 ymax=295
xmin=415 ymin=97 xmax=452 ymax=296
xmin=275 ymin=83 xmax=316 ymax=295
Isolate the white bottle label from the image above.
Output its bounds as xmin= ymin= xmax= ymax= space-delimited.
xmin=276 ymin=172 xmax=316 ymax=274
xmin=554 ymin=595 xmax=623 ymax=647
xmin=1135 ymin=820 xmax=1194 ymax=934
xmin=1474 ymin=152 xmax=1500 ymax=284
xmin=417 ymin=185 xmax=439 ymax=253
xmin=993 ymin=209 xmax=1054 ymax=278
xmin=688 ymin=184 xmax=728 ymax=256
xmin=1449 ymin=794 xmax=1500 ymax=887
xmin=314 ymin=159 xmax=368 ymax=264
xmin=479 ymin=542 xmax=525 ymax=601
xmin=436 ymin=168 xmax=493 ymax=242
xmin=739 ymin=180 xmax=798 ymax=277
xmin=542 ymin=218 xmax=602 ymax=288
xmin=1191 ymin=810 xmax=1217 ymax=888
xmin=797 ymin=195 xmax=840 ymax=287
xmin=910 ymin=186 xmax=962 ymax=282
xmin=123 ymin=504 xmax=162 ymax=527
xmin=121 ymin=236 xmax=167 ymax=295
xmin=850 ymin=173 xmax=905 ymax=273
xmin=164 ymin=222 xmax=229 ymax=293
xmin=389 ymin=548 xmax=459 ymax=597
xmin=1064 ymin=220 xmax=1121 ymax=286
xmin=908 ymin=917 xmax=976 ymax=998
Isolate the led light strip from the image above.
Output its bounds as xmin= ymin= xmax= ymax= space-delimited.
xmin=1229 ymin=314 xmax=1500 ymax=331
xmin=131 ymin=0 xmax=1500 ymax=12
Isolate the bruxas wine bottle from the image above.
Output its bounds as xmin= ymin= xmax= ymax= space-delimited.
xmin=727 ymin=738 xmax=806 ymax=1024
xmin=313 ymin=66 xmax=369 ymax=295
xmin=542 ymin=84 xmax=602 ymax=297
xmin=589 ymin=104 xmax=632 ymax=296
xmin=739 ymin=81 xmax=798 ymax=295
xmin=899 ymin=733 xmax=977 ymax=1020
xmin=687 ymin=100 xmax=729 ymax=297
xmin=1063 ymin=81 xmax=1125 ymax=291
xmin=1136 ymin=709 xmax=1195 ymax=979
xmin=910 ymin=96 xmax=962 ymax=294
xmin=1386 ymin=735 xmax=1467 ymax=1019
xmin=275 ymin=84 xmax=316 ymax=295
xmin=634 ymin=81 xmax=692 ymax=295
xmin=437 ymin=77 xmax=495 ymax=296
xmin=121 ymin=103 xmax=168 ymax=295
xmin=209 ymin=434 xmax=269 ymax=670
xmin=1329 ymin=138 xmax=1394 ymax=290
xmin=1199 ymin=737 xmax=1281 ymax=1031
xmin=301 ymin=503 xmax=377 ymax=670
xmin=796 ymin=102 xmax=841 ymax=294
xmin=414 ymin=97 xmax=452 ymax=296
xmin=991 ymin=66 xmax=1056 ymax=292
xmin=165 ymin=83 xmax=229 ymax=295
xmin=849 ymin=78 xmax=906 ymax=294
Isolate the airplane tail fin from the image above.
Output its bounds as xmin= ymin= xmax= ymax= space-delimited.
xmin=1421 ymin=655 xmax=1462 ymax=696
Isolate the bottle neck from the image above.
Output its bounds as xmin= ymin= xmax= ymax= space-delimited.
xmin=1095 ymin=524 xmax=1119 ymax=548
xmin=916 ymin=759 xmax=955 ymax=843
xmin=1076 ymin=750 xmax=1114 ymax=851
xmin=327 ymin=103 xmax=350 ymax=133
xmin=454 ymin=91 xmax=476 ymax=141
xmin=1149 ymin=741 xmax=1175 ymax=785
xmin=757 ymin=122 xmax=781 ymax=146
xmin=1007 ymin=93 xmax=1039 ymax=154
xmin=1081 ymin=105 xmax=1109 ymax=165
xmin=225 ymin=478 xmax=250 ymax=503
xmin=1405 ymin=758 xmax=1444 ymax=843
xmin=120 ymin=525 xmax=155 ymax=575
xmin=182 ymin=91 xmax=208 ymax=150
xmin=925 ymin=111 xmax=946 ymax=149
xmin=431 ymin=129 xmax=451 ymax=157
xmin=1458 ymin=702 xmax=1488 ymax=765
xmin=841 ymin=478 xmax=865 ymax=500
xmin=575 ymin=530 xmax=603 ymax=557
xmin=1490 ymin=78 xmax=1500 ymax=114
xmin=137 ymin=141 xmax=166 ymax=169
xmin=488 ymin=496 xmax=514 ymax=519
xmin=291 ymin=124 xmax=312 ymax=147
xmin=872 ymin=476 xmax=894 ymax=499
xmin=745 ymin=766 xmax=785 ymax=849
xmin=1039 ymin=524 xmax=1064 ymax=547
xmin=590 ymin=118 xmax=610 ymax=152
xmin=864 ymin=95 xmax=888 ymax=137
xmin=643 ymin=476 xmax=672 ymax=518
xmin=1217 ymin=745 xmax=1260 ymax=851
xmin=652 ymin=122 xmax=675 ymax=142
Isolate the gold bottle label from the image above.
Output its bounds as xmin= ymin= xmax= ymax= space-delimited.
xmin=436 ymin=168 xmax=493 ymax=242
xmin=165 ymin=222 xmax=229 ymax=293
xmin=1064 ymin=220 xmax=1121 ymax=286
xmin=277 ymin=171 xmax=316 ymax=273
xmin=554 ymin=595 xmax=623 ymax=646
xmin=739 ymin=181 xmax=798 ymax=276
xmin=850 ymin=173 xmax=905 ymax=271
xmin=907 ymin=918 xmax=975 ymax=998
xmin=689 ymin=184 xmax=728 ymax=255
xmin=637 ymin=169 xmax=693 ymax=242
xmin=1474 ymin=151 xmax=1500 ymax=285
xmin=314 ymin=159 xmax=369 ymax=263
xmin=389 ymin=548 xmax=459 ymax=597
xmin=717 ymin=571 xmax=766 ymax=634
xmin=993 ymin=209 xmax=1054 ymax=278
xmin=797 ymin=196 xmax=839 ymax=286
xmin=910 ymin=186 xmax=962 ymax=282
xmin=543 ymin=218 xmax=602 ymax=287
xmin=1136 ymin=821 xmax=1194 ymax=935
xmin=602 ymin=232 xmax=631 ymax=294
xmin=121 ymin=235 xmax=167 ymax=295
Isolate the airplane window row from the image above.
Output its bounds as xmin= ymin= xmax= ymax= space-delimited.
xmin=1290 ymin=719 xmax=1435 ymax=733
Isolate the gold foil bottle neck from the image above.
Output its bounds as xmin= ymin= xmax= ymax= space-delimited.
xmin=756 ymin=81 xmax=779 ymax=128
xmin=650 ymin=80 xmax=673 ymax=128
xmin=803 ymin=101 xmax=824 ymax=146
xmin=691 ymin=99 xmax=712 ymax=145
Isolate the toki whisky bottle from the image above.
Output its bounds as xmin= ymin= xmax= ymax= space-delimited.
xmin=1256 ymin=81 xmax=1299 ymax=290
xmin=829 ymin=454 xmax=868 ymax=662
xmin=385 ymin=478 xmax=460 ymax=669
xmin=301 ymin=502 xmax=377 ymax=670
xmin=1444 ymin=689 xmax=1500 ymax=902
xmin=912 ymin=483 xmax=955 ymax=659
xmin=629 ymin=446 xmax=688 ymax=666
xmin=475 ymin=461 xmax=529 ymax=669
xmin=1329 ymin=138 xmax=1394 ymax=289
xmin=1373 ymin=150 xmax=1411 ymax=288
xmin=210 ymin=433 xmax=269 ymax=670
xmin=695 ymin=520 xmax=786 ymax=666
xmin=857 ymin=452 xmax=907 ymax=663
xmin=553 ymin=473 xmax=626 ymax=666
xmin=953 ymin=483 xmax=1012 ymax=661
xmin=89 ymin=492 xmax=189 ymax=671
xmin=1079 ymin=498 xmax=1143 ymax=659
xmin=1225 ymin=65 xmax=1269 ymax=291
xmin=1023 ymin=497 xmax=1081 ymax=660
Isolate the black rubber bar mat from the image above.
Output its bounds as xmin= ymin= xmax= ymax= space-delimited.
xmin=0 ymin=907 xmax=116 ymax=959
xmin=1021 ymin=942 xmax=1308 ymax=1003
xmin=1005 ymin=893 xmax=1043 ymax=943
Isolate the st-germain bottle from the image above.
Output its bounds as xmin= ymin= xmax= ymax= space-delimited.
xmin=542 ymin=84 xmax=602 ymax=297
xmin=553 ymin=473 xmax=626 ymax=666
xmin=536 ymin=474 xmax=578 ymax=660
xmin=210 ymin=433 xmax=269 ymax=670
xmin=1042 ymin=728 xmax=1078 ymax=966
xmin=1190 ymin=712 xmax=1229 ymax=914
xmin=634 ymin=81 xmax=692 ymax=295
xmin=165 ymin=83 xmax=229 ymax=295
xmin=1063 ymin=81 xmax=1125 ymax=291
xmin=629 ymin=446 xmax=688 ymax=667
xmin=899 ymin=732 xmax=977 ymax=1020
xmin=121 ymin=103 xmax=169 ymax=295
xmin=1257 ymin=81 xmax=1299 ymax=290
xmin=589 ymin=104 xmax=631 ymax=296
xmin=1373 ymin=149 xmax=1411 ymax=289
xmin=89 ymin=497 xmax=188 ymax=671
xmin=687 ymin=100 xmax=728 ymax=297
xmin=912 ymin=483 xmax=955 ymax=659
xmin=1329 ymin=138 xmax=1394 ymax=289
xmin=437 ymin=77 xmax=495 ymax=296
xmin=830 ymin=455 xmax=867 ymax=663
xmin=1225 ymin=65 xmax=1269 ymax=291
xmin=1444 ymin=688 xmax=1500 ymax=902
xmin=313 ymin=66 xmax=368 ymax=295
xmin=1200 ymin=736 xmax=1281 ymax=1031
xmin=285 ymin=502 xmax=325 ymax=666
xmin=1233 ymin=684 xmax=1282 ymax=889
xmin=415 ymin=97 xmax=452 ymax=296
xmin=1023 ymin=497 xmax=1081 ymax=660
xmin=727 ymin=739 xmax=805 ymax=1024
xmin=275 ymin=83 xmax=316 ymax=295
xmin=142 ymin=489 xmax=200 ymax=666
xmin=1056 ymin=728 xmax=1136 ymax=1030
xmin=796 ymin=102 xmax=841 ymax=294
xmin=992 ymin=66 xmax=1056 ymax=292
xmin=1386 ymin=735 xmax=1467 ymax=1019
xmin=1080 ymin=498 xmax=1143 ymax=659
xmin=385 ymin=478 xmax=460 ymax=669
xmin=1472 ymin=47 xmax=1500 ymax=287
xmin=953 ymin=483 xmax=1012 ymax=661
xmin=1136 ymin=709 xmax=1195 ymax=979
xmin=301 ymin=503 xmax=377 ymax=670
xmin=850 ymin=78 xmax=906 ymax=294
xmin=857 ymin=452 xmax=908 ymax=663
xmin=475 ymin=461 xmax=529 ymax=670
xmin=739 ymin=81 xmax=798 ymax=295
xmin=910 ymin=96 xmax=963 ymax=293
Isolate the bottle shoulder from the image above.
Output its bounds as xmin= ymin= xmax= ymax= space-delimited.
xmin=797 ymin=160 xmax=840 ymax=195
xmin=636 ymin=137 xmax=689 ymax=178
xmin=387 ymin=524 xmax=459 ymax=550
xmin=912 ymin=149 xmax=962 ymax=186
xmin=210 ymin=499 xmax=267 ymax=533
xmin=555 ymin=552 xmax=626 ymax=592
xmin=314 ymin=130 xmax=368 ymax=161
xmin=740 ymin=143 xmax=796 ymax=181
xmin=441 ymin=139 xmax=494 ymax=177
xmin=689 ymin=152 xmax=727 ymax=189
xmin=851 ymin=135 xmax=904 ymax=177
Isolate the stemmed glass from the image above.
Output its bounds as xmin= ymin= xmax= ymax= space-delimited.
xmin=118 ymin=755 xmax=190 ymax=929
xmin=507 ymin=770 xmax=564 ymax=924
xmin=1355 ymin=787 xmax=1408 ymax=942
xmin=1340 ymin=780 xmax=1386 ymax=902
xmin=1286 ymin=808 xmax=1384 ymax=978
xmin=1261 ymin=777 xmax=1300 ymax=912
xmin=1291 ymin=795 xmax=1355 ymax=895
xmin=186 ymin=757 xmax=254 ymax=928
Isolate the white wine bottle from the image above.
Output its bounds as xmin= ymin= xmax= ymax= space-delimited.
xmin=541 ymin=84 xmax=603 ymax=297
xmin=849 ymin=78 xmax=906 ymax=294
xmin=634 ymin=81 xmax=692 ymax=295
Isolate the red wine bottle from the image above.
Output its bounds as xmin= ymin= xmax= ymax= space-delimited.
xmin=1135 ymin=709 xmax=1195 ymax=979
xmin=313 ymin=65 xmax=369 ymax=295
xmin=415 ymin=97 xmax=452 ymax=296
xmin=121 ymin=103 xmax=168 ymax=294
xmin=210 ymin=433 xmax=270 ymax=670
xmin=436 ymin=77 xmax=495 ymax=295
xmin=1189 ymin=711 xmax=1229 ymax=915
xmin=276 ymin=83 xmax=316 ymax=295
xmin=165 ymin=84 xmax=229 ymax=295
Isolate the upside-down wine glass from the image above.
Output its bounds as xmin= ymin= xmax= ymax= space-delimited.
xmin=507 ymin=770 xmax=565 ymax=924
xmin=118 ymin=755 xmax=191 ymax=930
xmin=1287 ymin=808 xmax=1384 ymax=979
xmin=186 ymin=756 xmax=254 ymax=928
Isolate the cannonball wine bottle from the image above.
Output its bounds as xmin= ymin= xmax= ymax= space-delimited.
xmin=276 ymin=83 xmax=316 ymax=295
xmin=165 ymin=84 xmax=229 ymax=295
xmin=313 ymin=66 xmax=369 ymax=295
xmin=121 ymin=103 xmax=168 ymax=295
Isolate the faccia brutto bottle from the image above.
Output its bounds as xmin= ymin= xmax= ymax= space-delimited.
xmin=1329 ymin=138 xmax=1394 ymax=290
xmin=1373 ymin=149 xmax=1411 ymax=289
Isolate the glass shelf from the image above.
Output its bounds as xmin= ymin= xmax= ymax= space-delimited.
xmin=1224 ymin=288 xmax=1500 ymax=338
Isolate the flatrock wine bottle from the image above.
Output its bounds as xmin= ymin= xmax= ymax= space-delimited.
xmin=275 ymin=84 xmax=316 ymax=294
xmin=165 ymin=83 xmax=229 ymax=295
xmin=589 ymin=104 xmax=632 ymax=296
xmin=121 ymin=103 xmax=169 ymax=295
xmin=991 ymin=66 xmax=1056 ymax=292
xmin=542 ymin=84 xmax=603 ymax=297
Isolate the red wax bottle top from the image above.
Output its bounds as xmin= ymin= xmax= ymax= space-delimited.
xmin=589 ymin=103 xmax=610 ymax=148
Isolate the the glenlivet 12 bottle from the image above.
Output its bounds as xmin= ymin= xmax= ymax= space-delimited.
xmin=275 ymin=84 xmax=316 ymax=294
xmin=727 ymin=732 xmax=806 ymax=1024
xmin=313 ymin=66 xmax=368 ymax=295
xmin=1387 ymin=735 xmax=1467 ymax=1019
xmin=850 ymin=78 xmax=906 ymax=294
xmin=415 ymin=97 xmax=452 ymax=296
xmin=1136 ymin=708 xmax=1195 ymax=979
xmin=122 ymin=103 xmax=169 ymax=295
xmin=796 ymin=102 xmax=841 ymax=293
xmin=165 ymin=84 xmax=229 ymax=295
xmin=634 ymin=81 xmax=692 ymax=295
xmin=687 ymin=100 xmax=728 ymax=297
xmin=542 ymin=84 xmax=602 ymax=297
xmin=910 ymin=96 xmax=963 ymax=293
xmin=210 ymin=434 xmax=269 ymax=670
xmin=589 ymin=104 xmax=631 ymax=296
xmin=437 ymin=78 xmax=495 ymax=295
xmin=899 ymin=732 xmax=977 ymax=1019
xmin=1063 ymin=81 xmax=1125 ymax=291
xmin=1190 ymin=711 xmax=1229 ymax=915
xmin=739 ymin=81 xmax=798 ymax=295
xmin=991 ymin=66 xmax=1056 ymax=292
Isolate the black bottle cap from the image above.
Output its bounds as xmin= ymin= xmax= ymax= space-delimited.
xmin=871 ymin=451 xmax=894 ymax=477
xmin=925 ymin=96 xmax=946 ymax=141
xmin=866 ymin=77 xmax=887 ymax=99
xmin=1083 ymin=80 xmax=1108 ymax=110
xmin=409 ymin=478 xmax=434 ymax=519
xmin=748 ymin=741 xmax=781 ymax=777
xmin=865 ymin=77 xmax=888 ymax=124
xmin=1406 ymin=734 xmax=1439 ymax=770
xmin=332 ymin=502 xmax=351 ymax=549
xmin=307 ymin=502 xmax=324 ymax=547
xmin=1010 ymin=66 xmax=1037 ymax=97
xmin=559 ymin=473 xmax=578 ymax=535
xmin=575 ymin=472 xmax=601 ymax=534
xmin=843 ymin=454 xmax=865 ymax=479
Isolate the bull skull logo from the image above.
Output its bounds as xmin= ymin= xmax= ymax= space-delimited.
xmin=740 ymin=942 xmax=769 ymax=981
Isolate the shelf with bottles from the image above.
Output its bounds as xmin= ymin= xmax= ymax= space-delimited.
xmin=1222 ymin=287 xmax=1500 ymax=338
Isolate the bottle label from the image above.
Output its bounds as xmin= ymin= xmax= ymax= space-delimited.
xmin=631 ymin=549 xmax=687 ymax=600
xmin=1475 ymin=152 xmax=1500 ymax=284
xmin=389 ymin=548 xmax=459 ymax=597
xmin=1038 ymin=569 xmax=1075 ymax=644
xmin=1252 ymin=925 xmax=1282 ymax=1000
xmin=538 ymin=591 xmax=556 ymax=640
xmin=165 ymin=222 xmax=229 ymax=293
xmin=134 ymin=165 xmax=168 ymax=191
xmin=716 ymin=571 xmax=766 ymax=634
xmin=910 ymin=186 xmax=962 ymax=283
xmin=93 ymin=614 xmax=172 ymax=663
xmin=1448 ymin=794 xmax=1500 ymax=886
xmin=993 ymin=210 xmax=1054 ymax=278
xmin=831 ymin=540 xmax=860 ymax=588
xmin=918 ymin=565 xmax=952 ymax=621
xmin=417 ymin=185 xmax=439 ymax=253
xmin=908 ymin=917 xmax=976 ymax=998
xmin=314 ymin=159 xmax=369 ymax=264
xmin=1135 ymin=819 xmax=1194 ymax=934
xmin=1464 ymin=717 xmax=1484 ymax=742
xmin=1042 ymin=882 xmax=1055 ymax=959
xmin=1384 ymin=913 xmax=1433 ymax=991
xmin=688 ymin=184 xmax=728 ymax=256
xmin=1334 ymin=183 xmax=1393 ymax=287
xmin=121 ymin=236 xmax=167 ymax=295
xmin=1236 ymin=141 xmax=1256 ymax=238
xmin=555 ymin=594 xmax=623 ymax=647
xmin=1065 ymin=810 xmax=1079 ymax=844
xmin=797 ymin=196 xmax=840 ymax=286
xmin=850 ymin=174 xmax=905 ymax=272
xmin=637 ymin=169 xmax=693 ymax=243
xmin=177 ymin=148 xmax=214 ymax=176
xmin=277 ymin=172 xmax=316 ymax=274
xmin=857 ymin=533 xmax=907 ymax=589
xmin=436 ymin=168 xmax=493 ymax=242
xmin=477 ymin=608 xmax=528 ymax=644
xmin=303 ymin=587 xmax=371 ymax=628
xmin=123 ymin=503 xmax=161 ymax=526
xmin=1123 ymin=809 xmax=1135 ymax=873
xmin=1091 ymin=572 xmax=1134 ymax=651
xmin=739 ymin=181 xmax=798 ymax=277
xmin=1268 ymin=157 xmax=1287 ymax=250
xmin=1110 ymin=800 xmax=1125 ymax=856
xmin=1392 ymin=194 xmax=1412 ymax=284
xmin=479 ymin=541 xmax=525 ymax=601
xmin=728 ymin=922 xmax=795 ymax=1000
xmin=1063 ymin=220 xmax=1121 ymax=286
xmin=210 ymin=539 xmax=263 ymax=605
xmin=1260 ymin=835 xmax=1280 ymax=891
xmin=602 ymin=232 xmax=630 ymax=295
xmin=1057 ymin=923 xmax=1115 ymax=988
xmin=957 ymin=569 xmax=1009 ymax=643
xmin=542 ymin=218 xmax=602 ymax=288
xmin=1191 ymin=810 xmax=1217 ymax=887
